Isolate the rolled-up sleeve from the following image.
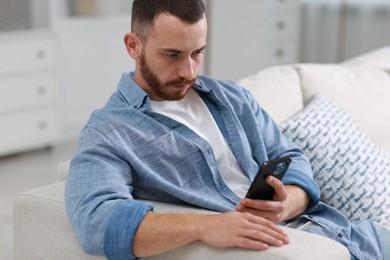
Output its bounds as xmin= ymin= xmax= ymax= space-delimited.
xmin=104 ymin=199 xmax=153 ymax=259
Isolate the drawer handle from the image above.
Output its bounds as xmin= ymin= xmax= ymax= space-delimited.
xmin=37 ymin=86 xmax=47 ymax=95
xmin=36 ymin=50 xmax=46 ymax=60
xmin=38 ymin=121 xmax=47 ymax=130
xmin=275 ymin=48 xmax=285 ymax=58
xmin=276 ymin=20 xmax=286 ymax=31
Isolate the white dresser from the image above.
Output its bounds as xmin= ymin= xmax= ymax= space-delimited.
xmin=0 ymin=31 xmax=60 ymax=156
xmin=206 ymin=0 xmax=300 ymax=81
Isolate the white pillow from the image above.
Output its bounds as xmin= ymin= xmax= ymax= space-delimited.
xmin=238 ymin=65 xmax=304 ymax=125
xmin=296 ymin=63 xmax=390 ymax=152
xmin=280 ymin=95 xmax=390 ymax=224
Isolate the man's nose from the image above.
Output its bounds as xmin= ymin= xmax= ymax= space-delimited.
xmin=177 ymin=57 xmax=195 ymax=80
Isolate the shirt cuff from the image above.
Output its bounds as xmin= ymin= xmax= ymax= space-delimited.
xmin=103 ymin=199 xmax=154 ymax=260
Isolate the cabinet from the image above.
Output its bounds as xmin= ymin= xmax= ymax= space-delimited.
xmin=0 ymin=31 xmax=60 ymax=156
xmin=44 ymin=0 xmax=135 ymax=138
xmin=206 ymin=0 xmax=300 ymax=81
xmin=56 ymin=18 xmax=134 ymax=138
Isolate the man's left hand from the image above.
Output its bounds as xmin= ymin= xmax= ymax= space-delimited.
xmin=235 ymin=176 xmax=309 ymax=224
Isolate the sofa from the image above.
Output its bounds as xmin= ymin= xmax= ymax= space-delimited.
xmin=14 ymin=47 xmax=390 ymax=260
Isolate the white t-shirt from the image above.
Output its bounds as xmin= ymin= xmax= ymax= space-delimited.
xmin=149 ymin=88 xmax=251 ymax=198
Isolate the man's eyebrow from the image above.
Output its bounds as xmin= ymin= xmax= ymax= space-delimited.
xmin=195 ymin=45 xmax=207 ymax=52
xmin=161 ymin=48 xmax=182 ymax=53
xmin=160 ymin=45 xmax=207 ymax=53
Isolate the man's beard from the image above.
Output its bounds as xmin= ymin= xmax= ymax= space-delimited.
xmin=139 ymin=51 xmax=196 ymax=101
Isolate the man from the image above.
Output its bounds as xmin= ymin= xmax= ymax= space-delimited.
xmin=65 ymin=0 xmax=388 ymax=259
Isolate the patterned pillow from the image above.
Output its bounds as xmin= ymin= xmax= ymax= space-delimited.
xmin=280 ymin=95 xmax=390 ymax=224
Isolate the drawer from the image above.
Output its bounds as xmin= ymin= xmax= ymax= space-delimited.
xmin=0 ymin=108 xmax=59 ymax=150
xmin=0 ymin=73 xmax=57 ymax=112
xmin=0 ymin=37 xmax=56 ymax=75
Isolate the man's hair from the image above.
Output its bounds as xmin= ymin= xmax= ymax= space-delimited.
xmin=131 ymin=0 xmax=206 ymax=41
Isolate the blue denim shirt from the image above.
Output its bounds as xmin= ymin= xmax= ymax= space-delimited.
xmin=65 ymin=72 xmax=382 ymax=260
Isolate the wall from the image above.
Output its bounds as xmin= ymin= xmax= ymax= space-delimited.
xmin=300 ymin=0 xmax=390 ymax=63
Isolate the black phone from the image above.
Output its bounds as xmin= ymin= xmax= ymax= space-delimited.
xmin=245 ymin=156 xmax=292 ymax=200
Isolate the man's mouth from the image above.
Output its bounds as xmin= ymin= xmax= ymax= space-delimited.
xmin=173 ymin=83 xmax=191 ymax=89
xmin=169 ymin=79 xmax=195 ymax=89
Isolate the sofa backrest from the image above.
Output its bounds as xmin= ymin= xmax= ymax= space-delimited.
xmin=238 ymin=65 xmax=305 ymax=124
xmin=57 ymin=161 xmax=70 ymax=181
xmin=238 ymin=47 xmax=390 ymax=153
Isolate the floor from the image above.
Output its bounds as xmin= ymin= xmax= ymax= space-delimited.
xmin=0 ymin=139 xmax=76 ymax=260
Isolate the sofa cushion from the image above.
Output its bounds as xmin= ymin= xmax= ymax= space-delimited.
xmin=238 ymin=65 xmax=304 ymax=125
xmin=280 ymin=95 xmax=390 ymax=224
xmin=296 ymin=63 xmax=390 ymax=153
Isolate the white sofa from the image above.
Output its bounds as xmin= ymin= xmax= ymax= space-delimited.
xmin=14 ymin=47 xmax=390 ymax=260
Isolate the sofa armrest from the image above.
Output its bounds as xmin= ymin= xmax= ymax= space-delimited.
xmin=14 ymin=182 xmax=350 ymax=260
xmin=13 ymin=182 xmax=105 ymax=260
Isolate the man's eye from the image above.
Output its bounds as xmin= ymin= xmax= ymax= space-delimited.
xmin=192 ymin=50 xmax=205 ymax=57
xmin=166 ymin=53 xmax=179 ymax=58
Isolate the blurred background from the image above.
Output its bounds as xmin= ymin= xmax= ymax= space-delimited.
xmin=1 ymin=0 xmax=390 ymax=259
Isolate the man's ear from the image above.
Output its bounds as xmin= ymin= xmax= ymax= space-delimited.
xmin=124 ymin=32 xmax=142 ymax=59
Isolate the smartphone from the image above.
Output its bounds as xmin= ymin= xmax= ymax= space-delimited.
xmin=245 ymin=156 xmax=292 ymax=200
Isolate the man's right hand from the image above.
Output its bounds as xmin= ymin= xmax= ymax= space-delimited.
xmin=198 ymin=211 xmax=289 ymax=250
xmin=133 ymin=211 xmax=289 ymax=258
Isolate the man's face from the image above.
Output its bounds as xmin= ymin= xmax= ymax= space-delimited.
xmin=134 ymin=14 xmax=207 ymax=101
